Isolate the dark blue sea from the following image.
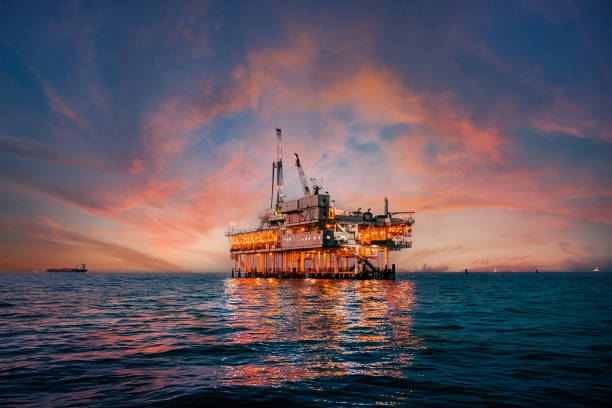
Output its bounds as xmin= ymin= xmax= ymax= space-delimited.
xmin=1 ymin=272 xmax=610 ymax=407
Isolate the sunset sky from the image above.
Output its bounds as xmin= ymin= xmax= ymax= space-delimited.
xmin=1 ymin=0 xmax=610 ymax=272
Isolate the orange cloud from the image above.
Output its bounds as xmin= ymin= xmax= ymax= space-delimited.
xmin=0 ymin=216 xmax=183 ymax=271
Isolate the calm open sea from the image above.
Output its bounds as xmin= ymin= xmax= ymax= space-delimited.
xmin=0 ymin=272 xmax=610 ymax=407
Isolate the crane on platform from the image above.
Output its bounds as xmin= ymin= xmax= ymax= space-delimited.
xmin=294 ymin=153 xmax=311 ymax=196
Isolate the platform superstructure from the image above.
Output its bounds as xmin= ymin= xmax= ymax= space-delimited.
xmin=226 ymin=129 xmax=414 ymax=279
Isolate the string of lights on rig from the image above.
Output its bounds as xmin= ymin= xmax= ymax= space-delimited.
xmin=226 ymin=128 xmax=415 ymax=280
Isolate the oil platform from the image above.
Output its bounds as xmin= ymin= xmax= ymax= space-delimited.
xmin=226 ymin=129 xmax=414 ymax=280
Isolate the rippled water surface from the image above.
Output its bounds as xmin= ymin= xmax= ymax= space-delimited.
xmin=1 ymin=272 xmax=610 ymax=407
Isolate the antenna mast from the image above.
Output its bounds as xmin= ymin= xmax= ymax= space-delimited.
xmin=275 ymin=128 xmax=284 ymax=210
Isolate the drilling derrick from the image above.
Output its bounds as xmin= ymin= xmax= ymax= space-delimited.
xmin=275 ymin=128 xmax=284 ymax=211
xmin=226 ymin=128 xmax=415 ymax=280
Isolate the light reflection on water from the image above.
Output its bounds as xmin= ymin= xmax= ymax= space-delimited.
xmin=2 ymin=272 xmax=611 ymax=407
xmin=222 ymin=278 xmax=420 ymax=386
xmin=0 ymin=274 xmax=420 ymax=393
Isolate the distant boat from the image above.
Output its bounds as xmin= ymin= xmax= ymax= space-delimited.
xmin=593 ymin=265 xmax=600 ymax=272
xmin=47 ymin=264 xmax=88 ymax=273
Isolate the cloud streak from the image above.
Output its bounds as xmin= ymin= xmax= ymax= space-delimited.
xmin=38 ymin=77 xmax=89 ymax=128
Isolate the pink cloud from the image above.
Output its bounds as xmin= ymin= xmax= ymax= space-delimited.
xmin=39 ymin=78 xmax=89 ymax=128
xmin=532 ymin=120 xmax=584 ymax=138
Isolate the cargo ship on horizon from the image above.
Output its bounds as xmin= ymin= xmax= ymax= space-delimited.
xmin=46 ymin=264 xmax=88 ymax=273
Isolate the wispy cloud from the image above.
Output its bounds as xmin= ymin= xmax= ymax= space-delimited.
xmin=38 ymin=77 xmax=89 ymax=128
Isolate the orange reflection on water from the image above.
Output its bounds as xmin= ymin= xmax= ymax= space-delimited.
xmin=222 ymin=277 xmax=420 ymax=386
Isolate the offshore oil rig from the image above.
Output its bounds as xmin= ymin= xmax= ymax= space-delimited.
xmin=226 ymin=129 xmax=414 ymax=280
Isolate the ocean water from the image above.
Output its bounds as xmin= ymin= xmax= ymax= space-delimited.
xmin=0 ymin=272 xmax=610 ymax=407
